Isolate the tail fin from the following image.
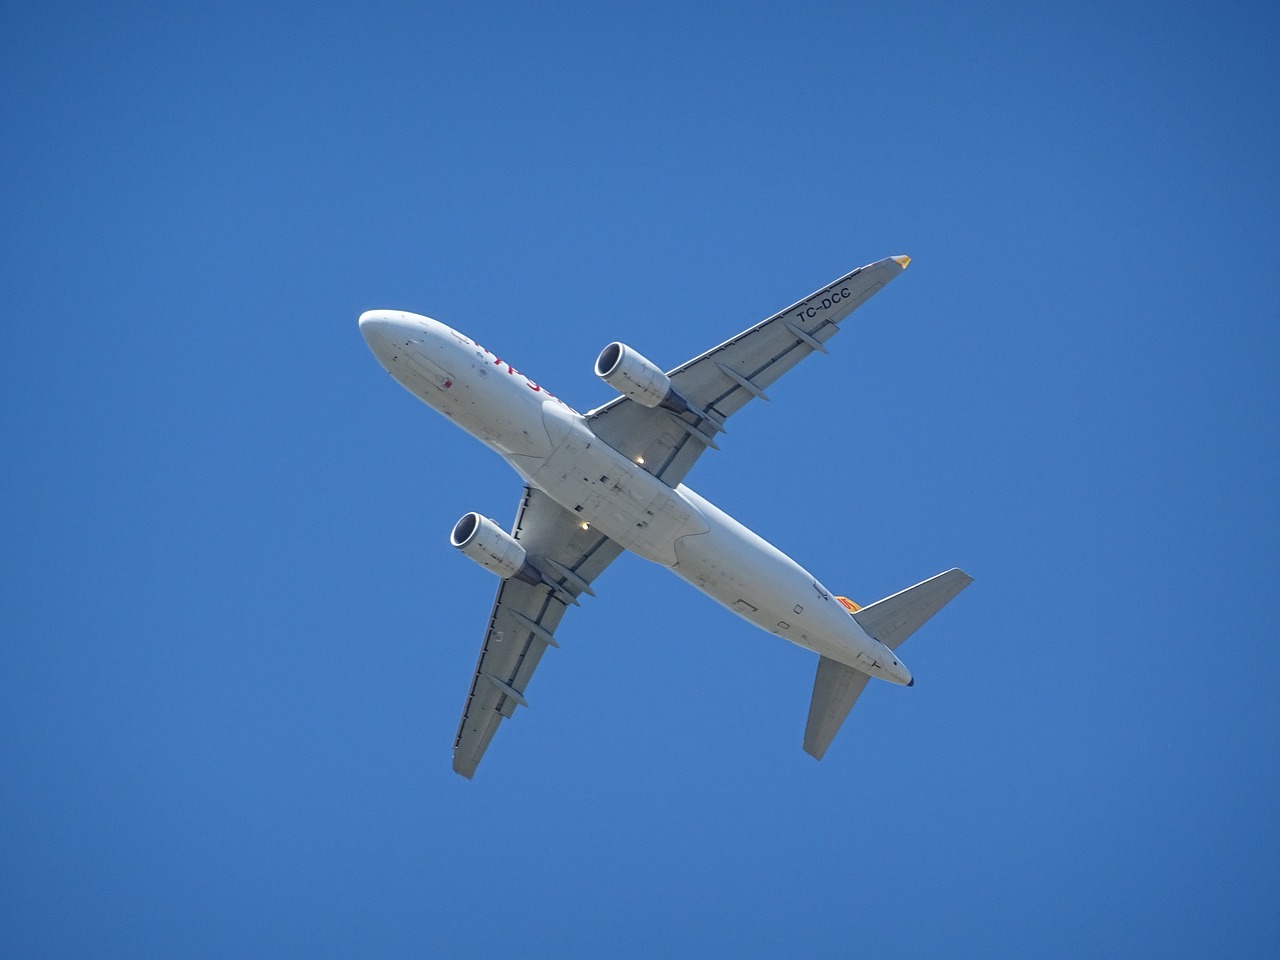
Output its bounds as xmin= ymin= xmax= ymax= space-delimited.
xmin=803 ymin=568 xmax=972 ymax=760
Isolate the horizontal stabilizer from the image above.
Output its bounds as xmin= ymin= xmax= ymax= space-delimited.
xmin=803 ymin=568 xmax=972 ymax=760
xmin=852 ymin=568 xmax=973 ymax=651
xmin=804 ymin=656 xmax=872 ymax=760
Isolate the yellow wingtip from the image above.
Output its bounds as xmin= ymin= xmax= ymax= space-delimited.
xmin=893 ymin=255 xmax=911 ymax=269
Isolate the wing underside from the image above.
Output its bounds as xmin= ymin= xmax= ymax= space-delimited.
xmin=586 ymin=256 xmax=909 ymax=486
xmin=452 ymin=487 xmax=622 ymax=778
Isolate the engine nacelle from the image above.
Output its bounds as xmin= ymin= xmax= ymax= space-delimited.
xmin=450 ymin=512 xmax=532 ymax=580
xmin=594 ymin=342 xmax=675 ymax=409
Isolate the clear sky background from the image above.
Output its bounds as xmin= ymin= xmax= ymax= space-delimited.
xmin=3 ymin=2 xmax=1278 ymax=957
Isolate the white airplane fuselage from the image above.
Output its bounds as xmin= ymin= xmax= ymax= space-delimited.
xmin=359 ymin=310 xmax=912 ymax=686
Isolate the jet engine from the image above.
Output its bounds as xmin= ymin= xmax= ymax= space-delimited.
xmin=595 ymin=342 xmax=681 ymax=410
xmin=450 ymin=512 xmax=535 ymax=580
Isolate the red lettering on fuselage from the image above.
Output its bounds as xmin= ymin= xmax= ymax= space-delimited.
xmin=474 ymin=342 xmax=574 ymax=412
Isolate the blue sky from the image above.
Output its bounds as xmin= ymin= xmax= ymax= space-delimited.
xmin=2 ymin=2 xmax=1278 ymax=957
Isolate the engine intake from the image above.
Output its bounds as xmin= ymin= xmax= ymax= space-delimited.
xmin=450 ymin=512 xmax=535 ymax=580
xmin=595 ymin=342 xmax=682 ymax=410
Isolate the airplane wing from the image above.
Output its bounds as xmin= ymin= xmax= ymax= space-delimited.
xmin=452 ymin=485 xmax=623 ymax=778
xmin=586 ymin=255 xmax=911 ymax=487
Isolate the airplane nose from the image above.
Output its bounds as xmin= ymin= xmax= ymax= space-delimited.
xmin=358 ymin=310 xmax=393 ymax=346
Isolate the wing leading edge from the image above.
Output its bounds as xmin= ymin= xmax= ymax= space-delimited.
xmin=452 ymin=487 xmax=623 ymax=778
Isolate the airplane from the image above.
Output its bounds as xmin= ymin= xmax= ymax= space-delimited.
xmin=359 ymin=255 xmax=971 ymax=778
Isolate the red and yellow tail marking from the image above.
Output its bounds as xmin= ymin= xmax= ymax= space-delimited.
xmin=836 ymin=596 xmax=861 ymax=614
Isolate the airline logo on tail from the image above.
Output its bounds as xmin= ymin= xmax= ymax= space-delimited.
xmin=836 ymin=596 xmax=861 ymax=614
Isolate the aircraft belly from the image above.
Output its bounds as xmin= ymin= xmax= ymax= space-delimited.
xmin=525 ymin=419 xmax=707 ymax=565
xmin=669 ymin=487 xmax=878 ymax=667
xmin=670 ymin=518 xmax=810 ymax=631
xmin=449 ymin=358 xmax=556 ymax=459
xmin=515 ymin=419 xmax=887 ymax=670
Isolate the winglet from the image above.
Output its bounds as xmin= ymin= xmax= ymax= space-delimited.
xmin=892 ymin=255 xmax=911 ymax=269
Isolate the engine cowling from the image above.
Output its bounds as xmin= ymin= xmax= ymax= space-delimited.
xmin=594 ymin=342 xmax=674 ymax=409
xmin=450 ymin=512 xmax=532 ymax=580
